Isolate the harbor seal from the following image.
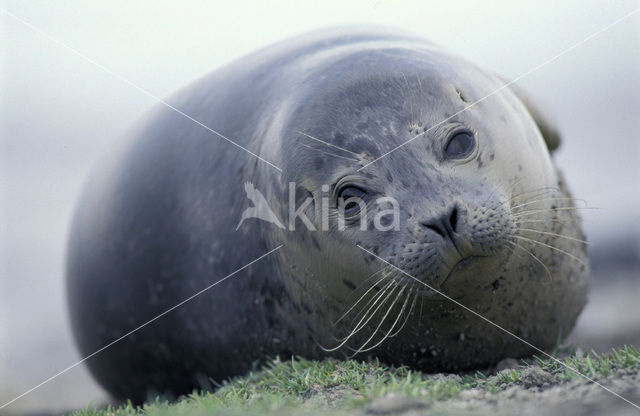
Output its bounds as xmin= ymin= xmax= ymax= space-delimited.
xmin=66 ymin=27 xmax=589 ymax=402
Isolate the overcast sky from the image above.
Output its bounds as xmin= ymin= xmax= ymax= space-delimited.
xmin=1 ymin=1 xmax=639 ymax=412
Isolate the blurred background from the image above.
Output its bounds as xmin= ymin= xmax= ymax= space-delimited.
xmin=1 ymin=0 xmax=639 ymax=414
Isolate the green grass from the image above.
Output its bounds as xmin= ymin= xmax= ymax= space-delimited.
xmin=70 ymin=345 xmax=640 ymax=416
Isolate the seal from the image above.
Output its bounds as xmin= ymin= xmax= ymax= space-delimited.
xmin=66 ymin=27 xmax=589 ymax=402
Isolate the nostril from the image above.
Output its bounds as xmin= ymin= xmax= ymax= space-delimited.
xmin=449 ymin=206 xmax=458 ymax=233
xmin=421 ymin=205 xmax=458 ymax=238
xmin=420 ymin=221 xmax=446 ymax=238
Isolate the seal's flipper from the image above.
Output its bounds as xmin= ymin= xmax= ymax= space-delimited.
xmin=504 ymin=80 xmax=561 ymax=153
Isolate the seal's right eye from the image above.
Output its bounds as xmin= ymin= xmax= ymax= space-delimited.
xmin=444 ymin=131 xmax=475 ymax=159
xmin=337 ymin=186 xmax=367 ymax=215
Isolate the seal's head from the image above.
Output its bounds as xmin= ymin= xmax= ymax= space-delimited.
xmin=265 ymin=34 xmax=588 ymax=368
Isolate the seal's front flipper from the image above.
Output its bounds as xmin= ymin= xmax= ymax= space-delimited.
xmin=502 ymin=79 xmax=561 ymax=153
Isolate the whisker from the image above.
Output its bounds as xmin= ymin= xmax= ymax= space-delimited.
xmin=295 ymin=130 xmax=362 ymax=157
xmin=502 ymin=240 xmax=520 ymax=258
xmin=323 ymin=281 xmax=399 ymax=351
xmin=510 ymin=185 xmax=561 ymax=198
xmin=489 ymin=184 xmax=558 ymax=210
xmin=506 ymin=187 xmax=562 ymax=207
xmin=333 ymin=270 xmax=387 ymax=326
xmin=346 ymin=277 xmax=398 ymax=326
xmin=327 ymin=277 xmax=396 ymax=345
xmin=388 ymin=289 xmax=418 ymax=338
xmin=352 ymin=285 xmax=410 ymax=355
xmin=297 ymin=142 xmax=360 ymax=162
xmin=513 ymin=235 xmax=587 ymax=266
xmin=510 ymin=197 xmax=587 ymax=212
xmin=502 ymin=177 xmax=527 ymax=198
xmin=349 ymin=268 xmax=388 ymax=292
xmin=400 ymin=72 xmax=415 ymax=125
xmin=345 ymin=284 xmax=404 ymax=355
xmin=344 ymin=279 xmax=397 ymax=332
xmin=513 ymin=206 xmax=600 ymax=219
xmin=516 ymin=219 xmax=575 ymax=226
xmin=518 ymin=228 xmax=590 ymax=245
xmin=482 ymin=178 xmax=521 ymax=208
xmin=419 ymin=287 xmax=425 ymax=321
xmin=415 ymin=73 xmax=425 ymax=120
xmin=505 ymin=240 xmax=552 ymax=282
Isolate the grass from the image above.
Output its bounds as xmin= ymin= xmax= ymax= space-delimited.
xmin=70 ymin=345 xmax=640 ymax=416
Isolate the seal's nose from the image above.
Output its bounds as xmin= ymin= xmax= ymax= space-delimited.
xmin=420 ymin=204 xmax=459 ymax=239
xmin=421 ymin=204 xmax=471 ymax=259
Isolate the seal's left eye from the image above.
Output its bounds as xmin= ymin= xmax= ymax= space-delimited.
xmin=337 ymin=186 xmax=367 ymax=215
xmin=444 ymin=132 xmax=475 ymax=159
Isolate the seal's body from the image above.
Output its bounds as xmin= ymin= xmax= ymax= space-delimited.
xmin=67 ymin=27 xmax=589 ymax=402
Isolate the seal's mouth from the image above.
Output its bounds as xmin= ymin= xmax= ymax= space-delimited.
xmin=441 ymin=255 xmax=488 ymax=286
xmin=452 ymin=255 xmax=476 ymax=271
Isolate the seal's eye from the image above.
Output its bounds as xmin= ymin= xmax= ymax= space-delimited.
xmin=444 ymin=131 xmax=475 ymax=159
xmin=337 ymin=186 xmax=367 ymax=215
